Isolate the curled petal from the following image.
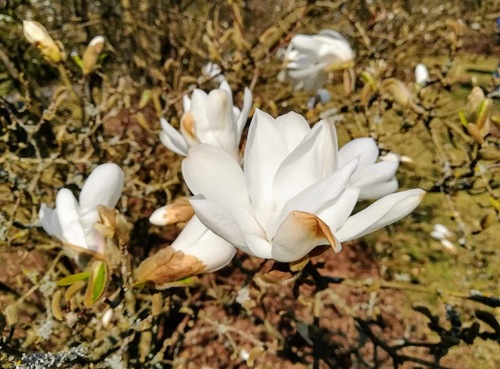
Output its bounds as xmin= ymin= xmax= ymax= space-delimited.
xmin=336 ymin=189 xmax=425 ymax=241
xmin=235 ymin=87 xmax=253 ymax=140
xmin=171 ymin=216 xmax=236 ymax=273
xmin=271 ymin=211 xmax=340 ymax=263
xmin=159 ymin=118 xmax=190 ymax=156
xmin=135 ymin=246 xmax=206 ymax=286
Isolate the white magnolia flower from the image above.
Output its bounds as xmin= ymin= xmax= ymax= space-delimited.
xmin=182 ymin=110 xmax=424 ymax=263
xmin=160 ymin=80 xmax=252 ymax=160
xmin=415 ymin=63 xmax=430 ymax=85
xmin=430 ymin=223 xmax=456 ymax=253
xmin=39 ymin=163 xmax=124 ymax=256
xmin=279 ymin=29 xmax=355 ymax=91
xmin=137 ymin=215 xmax=236 ymax=285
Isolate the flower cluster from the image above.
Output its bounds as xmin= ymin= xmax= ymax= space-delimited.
xmin=37 ymin=28 xmax=424 ymax=286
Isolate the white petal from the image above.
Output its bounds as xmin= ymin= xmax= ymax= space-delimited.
xmin=79 ymin=163 xmax=124 ymax=213
xmin=219 ymin=80 xmax=233 ymax=102
xmin=182 ymin=95 xmax=191 ymax=112
xmin=183 ymin=145 xmax=265 ymax=238
xmin=335 ymin=189 xmax=425 ymax=241
xmin=290 ymin=34 xmax=319 ymax=55
xmin=178 ymin=231 xmax=236 ymax=273
xmin=235 ymin=87 xmax=253 ymax=140
xmin=274 ymin=111 xmax=311 ymax=152
xmin=338 ymin=137 xmax=378 ymax=170
xmin=358 ymin=179 xmax=399 ymax=200
xmin=39 ymin=203 xmax=63 ymax=240
xmin=271 ymin=211 xmax=340 ymax=262
xmin=243 ymin=110 xmax=289 ymax=227
xmin=159 ymin=118 xmax=189 ymax=156
xmin=271 ymin=157 xmax=359 ymax=237
xmin=206 ymin=89 xmax=238 ymax=158
xmin=350 ymin=161 xmax=399 ymax=187
xmin=189 ymin=196 xmax=254 ymax=256
xmin=171 ymin=215 xmax=207 ymax=248
xmin=317 ymin=187 xmax=360 ymax=231
xmin=244 ymin=233 xmax=273 ymax=259
xmin=190 ymin=89 xmax=218 ymax=145
xmin=273 ymin=120 xmax=337 ymax=207
xmin=55 ymin=188 xmax=87 ymax=248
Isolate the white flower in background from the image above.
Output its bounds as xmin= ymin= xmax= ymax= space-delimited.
xmin=202 ymin=62 xmax=225 ymax=84
xmin=160 ymin=80 xmax=252 ymax=160
xmin=23 ymin=20 xmax=62 ymax=64
xmin=415 ymin=63 xmax=430 ymax=85
xmin=279 ymin=30 xmax=355 ymax=91
xmin=136 ymin=215 xmax=236 ymax=285
xmin=430 ymin=223 xmax=456 ymax=253
xmin=182 ymin=110 xmax=424 ymax=263
xmin=39 ymin=163 xmax=124 ymax=256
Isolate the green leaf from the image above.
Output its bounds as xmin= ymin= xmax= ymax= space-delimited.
xmin=71 ymin=52 xmax=83 ymax=68
xmin=57 ymin=272 xmax=90 ymax=286
xmin=84 ymin=261 xmax=109 ymax=308
xmin=458 ymin=110 xmax=468 ymax=127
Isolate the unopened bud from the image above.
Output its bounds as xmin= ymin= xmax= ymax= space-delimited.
xmin=82 ymin=35 xmax=105 ymax=75
xmin=23 ymin=20 xmax=62 ymax=64
xmin=149 ymin=197 xmax=194 ymax=226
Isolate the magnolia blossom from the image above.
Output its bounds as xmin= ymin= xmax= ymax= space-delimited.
xmin=39 ymin=163 xmax=124 ymax=256
xmin=279 ymin=30 xmax=355 ymax=91
xmin=182 ymin=110 xmax=424 ymax=263
xmin=160 ymin=81 xmax=252 ymax=160
xmin=137 ymin=216 xmax=236 ymax=285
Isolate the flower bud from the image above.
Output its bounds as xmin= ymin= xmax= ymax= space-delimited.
xmin=23 ymin=20 xmax=62 ymax=64
xmin=82 ymin=35 xmax=105 ymax=75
